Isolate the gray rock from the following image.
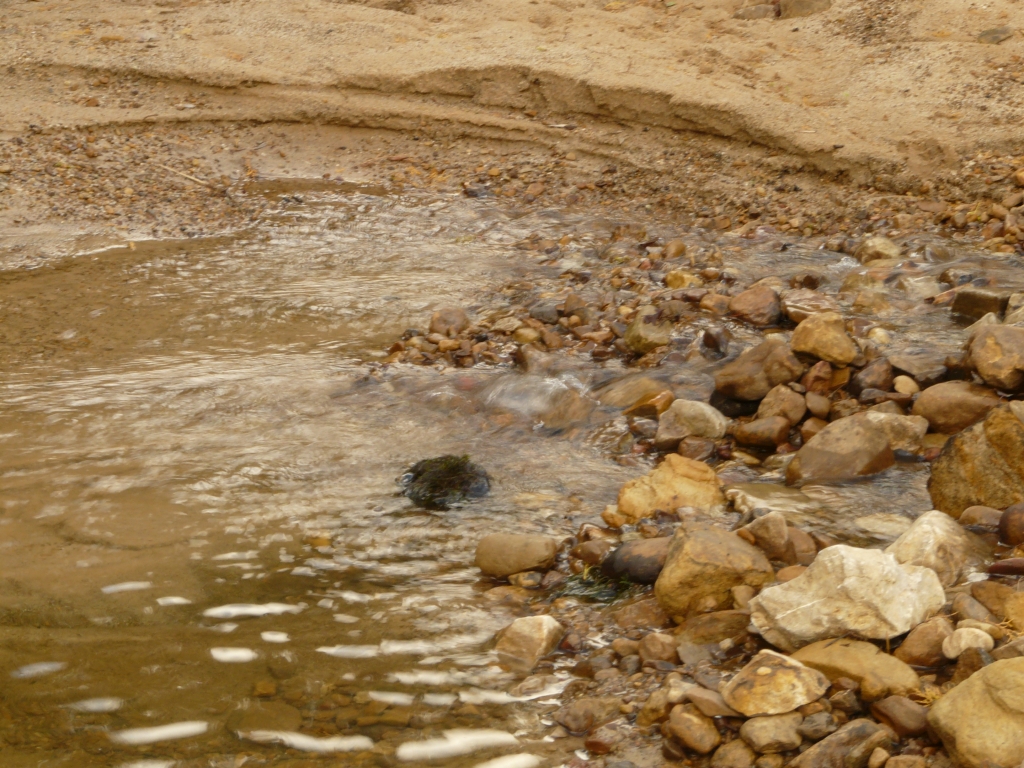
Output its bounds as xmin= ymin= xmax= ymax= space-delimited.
xmin=884 ymin=510 xmax=992 ymax=587
xmin=740 ymin=712 xmax=804 ymax=753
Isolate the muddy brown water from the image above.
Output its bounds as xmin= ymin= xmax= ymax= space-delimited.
xmin=0 ymin=181 xmax=1019 ymax=767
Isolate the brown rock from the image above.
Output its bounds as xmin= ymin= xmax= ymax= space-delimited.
xmin=688 ymin=687 xmax=743 ymax=718
xmin=960 ymin=505 xmax=1004 ymax=528
xmin=971 ymin=580 xmax=1014 ymax=618
xmin=679 ymin=436 xmax=716 ymax=461
xmin=496 ymin=615 xmax=564 ymax=670
xmin=740 ymin=712 xmax=804 ymax=753
xmin=792 ymin=639 xmax=920 ymax=697
xmin=854 ymin=236 xmax=901 ymax=264
xmin=786 ymin=414 xmax=894 ymax=486
xmin=869 ymin=695 xmax=928 ymax=737
xmin=614 ymin=597 xmax=671 ymax=629
xmin=791 ymin=312 xmax=858 ymax=366
xmin=893 ymin=616 xmax=954 ymax=668
xmin=715 ymin=338 xmax=805 ymax=401
xmin=806 ymin=392 xmax=831 ymax=420
xmin=758 ymin=384 xmax=808 ymax=425
xmin=734 ymin=416 xmax=791 ymax=448
xmin=730 ymin=285 xmax=782 ymax=327
xmin=800 ymin=417 xmax=828 ymax=442
xmin=638 ymin=632 xmax=678 ymax=664
xmin=655 ymin=521 xmax=774 ymax=620
xmin=585 ymin=720 xmax=628 ymax=755
xmin=429 ymin=307 xmax=469 ymax=336
xmin=952 ymin=593 xmax=998 ymax=623
xmin=911 ymin=381 xmax=1001 ymax=434
xmin=788 ymin=719 xmax=892 ymax=768
xmin=712 ymin=738 xmax=757 ymax=768
xmin=1000 ymin=502 xmax=1024 ymax=545
xmin=618 ymin=454 xmax=725 ymax=522
xmin=624 ymin=306 xmax=672 ymax=355
xmin=668 ymin=703 xmax=721 ymax=754
xmin=554 ymin=696 xmax=622 ymax=734
xmin=475 ymin=534 xmax=558 ymax=578
xmin=850 ymin=358 xmax=893 ymax=397
xmin=1005 ymin=593 xmax=1024 ymax=632
xmin=928 ymin=404 xmax=1024 ymax=516
xmin=722 ymin=650 xmax=829 ymax=717
xmin=802 ymin=361 xmax=834 ymax=394
xmin=969 ymin=326 xmax=1024 ymax=391
xmin=953 ymin=286 xmax=1011 ymax=320
xmin=677 ymin=610 xmax=752 ymax=646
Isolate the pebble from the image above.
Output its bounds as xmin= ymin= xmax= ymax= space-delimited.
xmin=942 ymin=627 xmax=995 ymax=659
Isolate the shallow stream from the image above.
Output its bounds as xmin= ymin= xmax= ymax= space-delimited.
xmin=0 ymin=181 xmax=1019 ymax=767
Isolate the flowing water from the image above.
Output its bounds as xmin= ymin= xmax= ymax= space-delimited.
xmin=0 ymin=181 xmax=1020 ymax=767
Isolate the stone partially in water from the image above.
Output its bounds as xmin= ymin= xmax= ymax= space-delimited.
xmin=748 ymin=546 xmax=945 ymax=651
xmin=790 ymin=312 xmax=858 ymax=366
xmin=969 ymin=325 xmax=1024 ymax=391
xmin=401 ymin=455 xmax=490 ymax=510
xmin=617 ymin=454 xmax=725 ymax=522
xmin=495 ymin=615 xmax=564 ymax=671
xmin=911 ymin=381 xmax=1001 ymax=435
xmin=654 ymin=520 xmax=774 ymax=620
xmin=654 ymin=399 xmax=730 ymax=450
xmin=715 ymin=338 xmax=805 ymax=401
xmin=928 ymin=404 xmax=1024 ymax=516
xmin=602 ymin=537 xmax=671 ymax=584
xmin=475 ymin=534 xmax=558 ymax=579
xmin=785 ymin=415 xmax=894 ymax=486
xmin=854 ymin=236 xmax=901 ymax=264
xmin=624 ymin=306 xmax=672 ymax=355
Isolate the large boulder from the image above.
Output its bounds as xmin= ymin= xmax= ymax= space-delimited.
xmin=785 ymin=415 xmax=894 ymax=486
xmin=928 ymin=658 xmax=1024 ymax=768
xmin=791 ymin=312 xmax=858 ymax=366
xmin=748 ymin=545 xmax=945 ymax=652
xmin=617 ymin=454 xmax=725 ymax=522
xmin=715 ymin=338 xmax=805 ymax=401
xmin=721 ymin=650 xmax=829 ymax=717
xmin=654 ymin=399 xmax=729 ymax=450
xmin=792 ymin=638 xmax=920 ymax=697
xmin=969 ymin=325 xmax=1024 ymax=391
xmin=928 ymin=403 xmax=1024 ymax=517
xmin=654 ymin=521 xmax=774 ymax=621
xmin=911 ymin=381 xmax=1001 ymax=434
xmin=884 ymin=510 xmax=992 ymax=587
xmin=475 ymin=534 xmax=559 ymax=578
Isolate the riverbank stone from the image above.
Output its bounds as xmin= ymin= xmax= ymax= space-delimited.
xmin=714 ymin=338 xmax=805 ymax=401
xmin=495 ymin=615 xmax=564 ymax=670
xmin=792 ymin=639 xmax=920 ymax=697
xmin=721 ymin=650 xmax=829 ymax=717
xmin=749 ymin=546 xmax=945 ymax=651
xmin=785 ymin=415 xmax=894 ymax=486
xmin=884 ymin=510 xmax=992 ymax=587
xmin=617 ymin=454 xmax=725 ymax=522
xmin=475 ymin=534 xmax=558 ymax=579
xmin=928 ymin=658 xmax=1024 ymax=768
xmin=928 ymin=404 xmax=1024 ymax=516
xmin=791 ymin=312 xmax=858 ymax=366
xmin=911 ymin=380 xmax=1001 ymax=434
xmin=654 ymin=521 xmax=774 ymax=621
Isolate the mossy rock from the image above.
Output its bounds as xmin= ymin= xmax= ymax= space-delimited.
xmin=401 ymin=455 xmax=490 ymax=510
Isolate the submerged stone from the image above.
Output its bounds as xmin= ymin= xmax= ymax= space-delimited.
xmin=401 ymin=455 xmax=490 ymax=509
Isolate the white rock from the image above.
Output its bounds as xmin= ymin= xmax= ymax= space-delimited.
xmin=494 ymin=615 xmax=564 ymax=670
xmin=942 ymin=627 xmax=995 ymax=659
xmin=748 ymin=545 xmax=945 ymax=652
xmin=885 ymin=510 xmax=992 ymax=587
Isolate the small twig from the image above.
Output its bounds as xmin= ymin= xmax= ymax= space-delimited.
xmin=151 ymin=162 xmax=210 ymax=187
